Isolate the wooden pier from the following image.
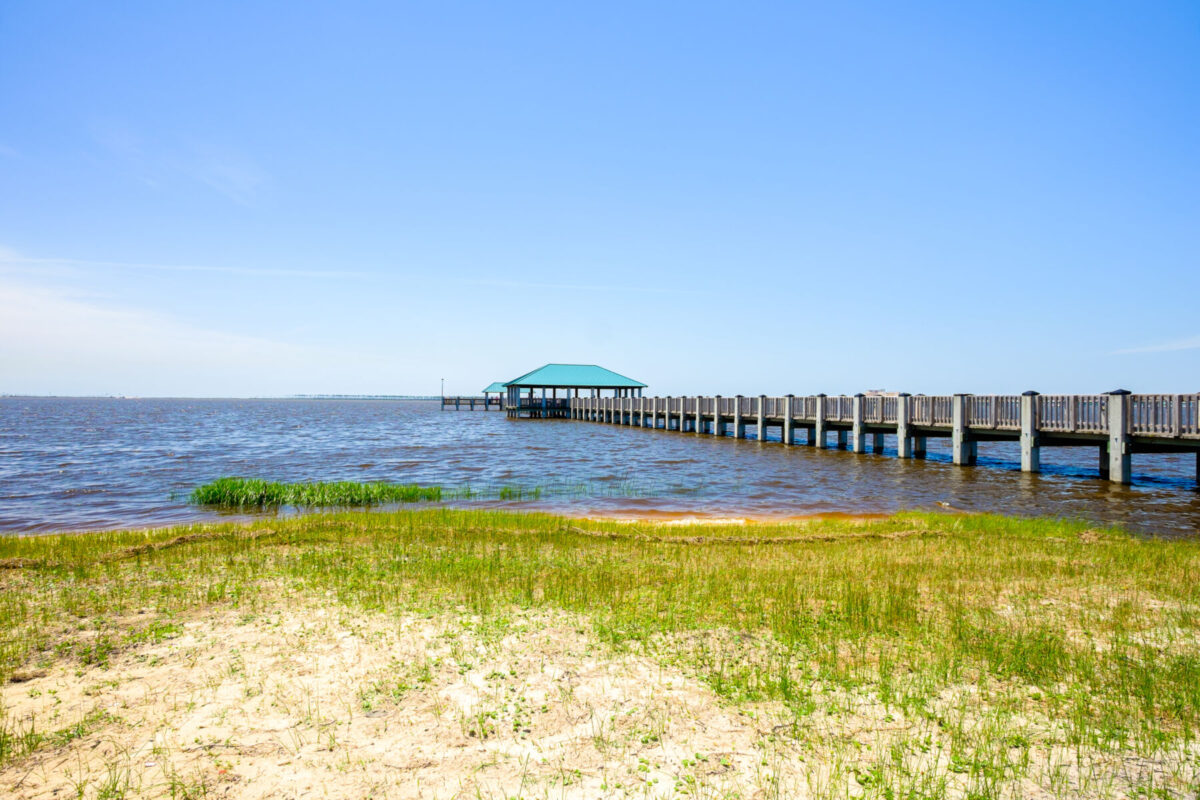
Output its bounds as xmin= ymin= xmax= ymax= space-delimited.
xmin=568 ymin=392 xmax=1200 ymax=485
xmin=440 ymin=396 xmax=502 ymax=411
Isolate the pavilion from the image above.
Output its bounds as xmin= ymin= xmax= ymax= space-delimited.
xmin=501 ymin=364 xmax=646 ymax=418
xmin=481 ymin=381 xmax=511 ymax=409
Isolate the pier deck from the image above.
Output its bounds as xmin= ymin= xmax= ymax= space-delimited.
xmin=568 ymin=392 xmax=1200 ymax=485
xmin=441 ymin=396 xmax=502 ymax=411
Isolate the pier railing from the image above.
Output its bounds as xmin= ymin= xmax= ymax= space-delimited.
xmin=968 ymin=395 xmax=1021 ymax=430
xmin=1131 ymin=394 xmax=1200 ymax=437
xmin=572 ymin=393 xmax=1200 ymax=439
xmin=566 ymin=391 xmax=1200 ymax=486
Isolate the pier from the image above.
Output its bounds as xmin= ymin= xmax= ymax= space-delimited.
xmin=440 ymin=396 xmax=502 ymax=410
xmin=566 ymin=392 xmax=1200 ymax=485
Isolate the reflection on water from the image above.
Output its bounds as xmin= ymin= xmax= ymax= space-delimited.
xmin=1 ymin=398 xmax=1197 ymax=537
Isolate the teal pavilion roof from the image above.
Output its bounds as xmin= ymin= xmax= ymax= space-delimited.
xmin=503 ymin=364 xmax=646 ymax=389
xmin=482 ymin=382 xmax=508 ymax=393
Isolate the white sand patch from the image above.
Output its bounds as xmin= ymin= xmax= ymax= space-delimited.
xmin=1 ymin=604 xmax=807 ymax=799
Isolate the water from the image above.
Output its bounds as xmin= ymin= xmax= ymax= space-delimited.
xmin=1 ymin=397 xmax=1197 ymax=536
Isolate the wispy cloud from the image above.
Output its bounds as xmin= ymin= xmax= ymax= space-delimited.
xmin=1113 ymin=335 xmax=1200 ymax=355
xmin=188 ymin=145 xmax=268 ymax=206
xmin=0 ymin=249 xmax=364 ymax=280
xmin=88 ymin=118 xmax=269 ymax=205
xmin=462 ymin=278 xmax=689 ymax=295
xmin=0 ymin=279 xmax=382 ymax=396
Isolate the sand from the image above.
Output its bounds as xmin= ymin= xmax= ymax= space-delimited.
xmin=1 ymin=602 xmax=805 ymax=799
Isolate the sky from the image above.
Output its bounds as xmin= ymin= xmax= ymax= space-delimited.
xmin=1 ymin=1 xmax=1197 ymax=397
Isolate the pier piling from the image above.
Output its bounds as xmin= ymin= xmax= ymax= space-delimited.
xmin=783 ymin=395 xmax=795 ymax=445
xmin=896 ymin=394 xmax=912 ymax=458
xmin=1020 ymin=391 xmax=1040 ymax=472
xmin=814 ymin=395 xmax=827 ymax=448
xmin=1107 ymin=390 xmax=1132 ymax=484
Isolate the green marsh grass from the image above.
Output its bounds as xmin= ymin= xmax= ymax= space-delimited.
xmin=187 ymin=477 xmax=653 ymax=509
xmin=188 ymin=477 xmax=444 ymax=507
xmin=2 ymin=509 xmax=1199 ymax=796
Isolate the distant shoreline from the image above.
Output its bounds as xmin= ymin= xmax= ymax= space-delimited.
xmin=1 ymin=394 xmax=441 ymax=401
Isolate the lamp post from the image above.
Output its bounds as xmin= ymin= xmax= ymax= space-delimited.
xmin=440 ymin=378 xmax=445 ymax=411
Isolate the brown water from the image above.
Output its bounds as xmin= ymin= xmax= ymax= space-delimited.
xmin=1 ymin=397 xmax=1197 ymax=536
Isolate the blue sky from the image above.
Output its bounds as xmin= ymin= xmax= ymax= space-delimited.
xmin=1 ymin=1 xmax=1197 ymax=397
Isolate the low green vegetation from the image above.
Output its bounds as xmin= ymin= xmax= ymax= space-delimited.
xmin=186 ymin=476 xmax=653 ymax=508
xmin=188 ymin=477 xmax=444 ymax=507
xmin=1 ymin=509 xmax=1199 ymax=797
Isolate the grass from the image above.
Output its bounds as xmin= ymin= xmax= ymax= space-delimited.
xmin=188 ymin=477 xmax=445 ymax=507
xmin=186 ymin=476 xmax=650 ymax=508
xmin=1 ymin=509 xmax=1199 ymax=797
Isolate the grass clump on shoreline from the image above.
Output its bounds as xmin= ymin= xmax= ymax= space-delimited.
xmin=188 ymin=476 xmax=444 ymax=507
xmin=2 ymin=510 xmax=1199 ymax=798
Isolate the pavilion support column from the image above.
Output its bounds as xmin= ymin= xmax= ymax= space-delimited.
xmin=1020 ymin=391 xmax=1040 ymax=473
xmin=713 ymin=396 xmax=723 ymax=437
xmin=694 ymin=396 xmax=702 ymax=435
xmin=757 ymin=395 xmax=766 ymax=442
xmin=952 ymin=394 xmax=976 ymax=466
xmin=783 ymin=395 xmax=794 ymax=445
xmin=733 ymin=396 xmax=744 ymax=439
xmin=852 ymin=394 xmax=866 ymax=453
xmin=1106 ymin=390 xmax=1132 ymax=484
xmin=896 ymin=394 xmax=912 ymax=458
xmin=814 ymin=395 xmax=828 ymax=449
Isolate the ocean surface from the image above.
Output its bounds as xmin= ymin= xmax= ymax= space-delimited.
xmin=1 ymin=397 xmax=1198 ymax=537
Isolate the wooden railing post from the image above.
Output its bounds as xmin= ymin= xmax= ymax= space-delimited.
xmin=814 ymin=394 xmax=827 ymax=449
xmin=1020 ymin=391 xmax=1040 ymax=473
xmin=713 ymin=395 xmax=723 ymax=437
xmin=694 ymin=396 xmax=702 ymax=435
xmin=757 ymin=395 xmax=766 ymax=442
xmin=896 ymin=394 xmax=912 ymax=458
xmin=783 ymin=395 xmax=794 ymax=445
xmin=852 ymin=394 xmax=866 ymax=453
xmin=1106 ymin=390 xmax=1131 ymax=484
xmin=952 ymin=394 xmax=976 ymax=465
